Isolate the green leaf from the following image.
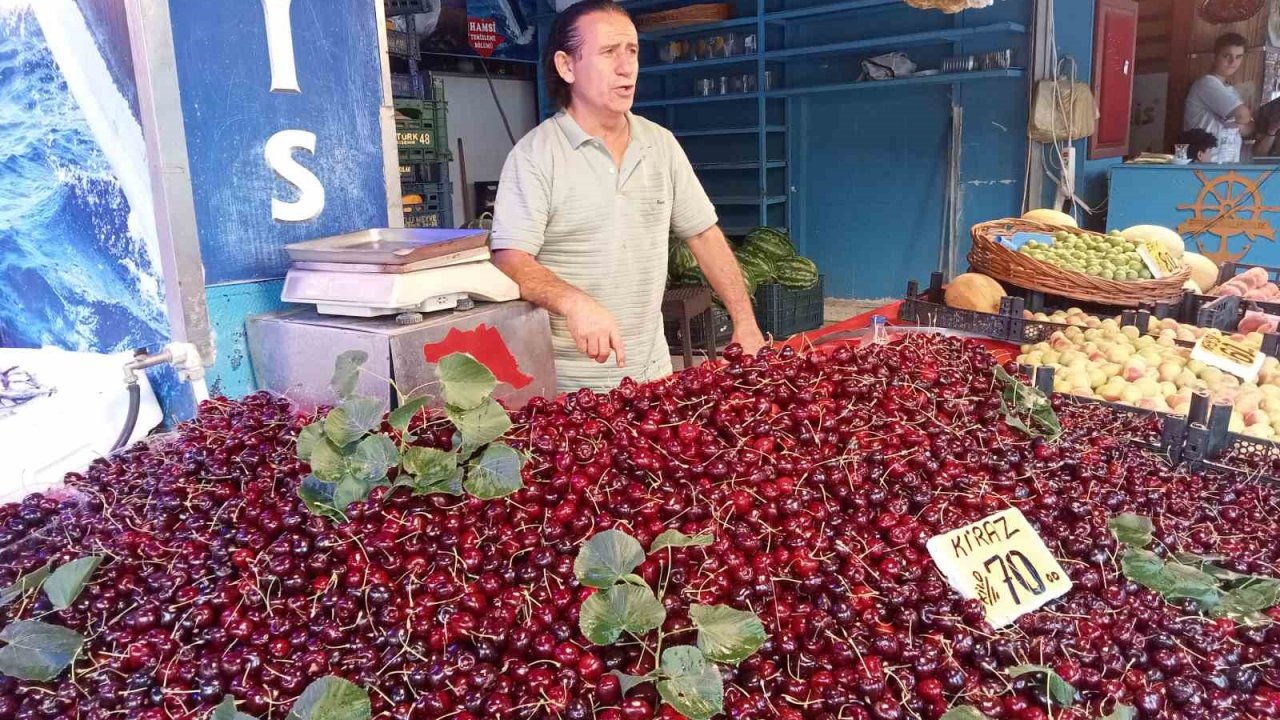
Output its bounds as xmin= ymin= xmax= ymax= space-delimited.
xmin=437 ymin=353 xmax=498 ymax=410
xmin=309 ymin=439 xmax=349 ymax=483
xmin=331 ymin=351 xmax=368 ymax=400
xmin=0 ymin=620 xmax=85 ymax=682
xmin=325 ymin=397 xmax=385 ymax=448
xmin=939 ymin=707 xmax=993 ymax=720
xmin=447 ymin=398 xmax=512 ymax=454
xmin=574 ymin=529 xmax=647 ymax=589
xmin=650 ymin=529 xmax=714 ymax=554
xmin=1108 ymin=513 xmax=1155 ymax=548
xmin=402 ymin=446 xmax=458 ymax=482
xmin=1173 ymin=553 xmax=1251 ymax=582
xmin=688 ymin=604 xmax=768 ymax=665
xmin=463 ymin=443 xmax=524 ymax=500
xmin=388 ymin=396 xmax=432 ymax=433
xmin=609 ymin=670 xmax=655 ymax=696
xmin=296 ymin=421 xmax=326 ymax=461
xmin=332 ymin=477 xmax=374 ymax=514
xmin=1121 ymin=548 xmax=1223 ymax=610
xmin=348 ymin=435 xmax=399 ymax=484
xmin=579 ymin=584 xmax=667 ymax=645
xmin=1101 ymin=705 xmax=1136 ymax=720
xmin=413 ymin=467 xmax=465 ymax=496
xmin=621 ymin=573 xmax=649 ymax=587
xmin=298 ymin=475 xmax=342 ymax=521
xmin=656 ymin=646 xmax=724 ymax=720
xmin=44 ymin=556 xmax=102 ymax=611
xmin=212 ymin=695 xmax=259 ymax=720
xmin=1120 ymin=548 xmax=1166 ymax=587
xmin=286 ymin=675 xmax=371 ymax=720
xmin=994 ymin=366 xmax=1062 ymax=442
xmin=1006 ymin=665 xmax=1076 ymax=708
xmin=1212 ymin=577 xmax=1280 ymax=623
xmin=0 ymin=565 xmax=50 ymax=607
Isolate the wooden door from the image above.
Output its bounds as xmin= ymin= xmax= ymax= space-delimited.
xmin=1091 ymin=0 xmax=1141 ymax=158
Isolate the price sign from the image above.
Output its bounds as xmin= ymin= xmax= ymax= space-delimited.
xmin=926 ymin=507 xmax=1072 ymax=629
xmin=1135 ymin=240 xmax=1182 ymax=279
xmin=1192 ymin=330 xmax=1264 ymax=383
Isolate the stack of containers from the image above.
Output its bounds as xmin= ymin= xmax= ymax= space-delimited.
xmin=395 ymin=78 xmax=453 ymax=228
xmin=383 ymin=10 xmax=453 ymax=228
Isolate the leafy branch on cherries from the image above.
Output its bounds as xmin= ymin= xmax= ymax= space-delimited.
xmin=295 ymin=350 xmax=525 ymax=521
xmin=573 ymin=528 xmax=767 ymax=720
xmin=1110 ymin=512 xmax=1280 ymax=625
xmin=941 ymin=664 xmax=1134 ymax=720
xmin=994 ymin=366 xmax=1062 ymax=442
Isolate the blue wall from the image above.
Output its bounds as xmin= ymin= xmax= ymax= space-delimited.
xmin=787 ymin=0 xmax=1108 ymax=298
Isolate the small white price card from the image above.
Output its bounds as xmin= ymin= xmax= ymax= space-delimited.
xmin=1136 ymin=240 xmax=1182 ymax=279
xmin=926 ymin=507 xmax=1072 ymax=629
xmin=1191 ymin=330 xmax=1264 ymax=383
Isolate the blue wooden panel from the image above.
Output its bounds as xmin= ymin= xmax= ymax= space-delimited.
xmin=1109 ymin=164 xmax=1280 ymax=267
xmin=205 ymin=281 xmax=288 ymax=399
xmin=168 ymin=0 xmax=389 ymax=284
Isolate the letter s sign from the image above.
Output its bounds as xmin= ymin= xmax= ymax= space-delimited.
xmin=265 ymin=130 xmax=325 ymax=222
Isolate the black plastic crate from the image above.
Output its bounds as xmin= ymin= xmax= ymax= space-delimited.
xmin=400 ymin=162 xmax=446 ymax=184
xmin=385 ymin=0 xmax=431 ymax=16
xmin=395 ymin=99 xmax=450 ymax=161
xmin=387 ymin=30 xmax=416 ymax=57
xmin=402 ymin=181 xmax=450 ymax=206
xmin=665 ymin=303 xmax=732 ymax=348
xmin=754 ymin=276 xmax=824 ymax=339
xmin=390 ymin=73 xmax=419 ymax=99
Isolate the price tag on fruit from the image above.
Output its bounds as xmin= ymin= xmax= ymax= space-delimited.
xmin=926 ymin=507 xmax=1072 ymax=629
xmin=1135 ymin=240 xmax=1181 ymax=279
xmin=1191 ymin=330 xmax=1264 ymax=383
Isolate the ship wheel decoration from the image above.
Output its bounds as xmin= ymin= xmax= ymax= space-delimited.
xmin=1176 ymin=170 xmax=1280 ymax=264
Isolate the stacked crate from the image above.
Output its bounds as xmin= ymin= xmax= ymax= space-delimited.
xmin=385 ymin=14 xmax=453 ymax=228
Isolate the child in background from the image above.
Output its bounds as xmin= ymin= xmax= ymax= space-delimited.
xmin=1174 ymin=128 xmax=1219 ymax=163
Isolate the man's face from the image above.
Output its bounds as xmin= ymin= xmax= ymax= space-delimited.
xmin=557 ymin=11 xmax=639 ymax=115
xmin=1215 ymin=45 xmax=1245 ymax=78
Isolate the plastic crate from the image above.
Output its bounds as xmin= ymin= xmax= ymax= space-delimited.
xmin=402 ymin=181 xmax=450 ymax=206
xmin=387 ymin=30 xmax=416 ymax=57
xmin=390 ymin=73 xmax=418 ymax=99
xmin=385 ymin=0 xmax=432 ymax=16
xmin=665 ymin=302 xmax=733 ymax=348
xmin=403 ymin=205 xmax=453 ymax=229
xmin=395 ymin=99 xmax=451 ymax=161
xmin=754 ymin=277 xmax=824 ymax=339
xmin=402 ymin=183 xmax=452 ymax=229
xmin=400 ymin=161 xmax=446 ymax=184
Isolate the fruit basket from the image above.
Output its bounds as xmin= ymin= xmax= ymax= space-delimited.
xmin=969 ymin=218 xmax=1191 ymax=307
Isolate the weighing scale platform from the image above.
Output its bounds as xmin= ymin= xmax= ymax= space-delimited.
xmin=246 ymin=301 xmax=555 ymax=413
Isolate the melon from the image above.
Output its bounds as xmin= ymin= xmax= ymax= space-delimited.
xmin=775 ymin=256 xmax=819 ymax=289
xmin=944 ymin=273 xmax=1006 ymax=313
xmin=1021 ymin=208 xmax=1077 ymax=228
xmin=1182 ymin=252 xmax=1220 ymax=293
xmin=743 ymin=227 xmax=797 ymax=261
xmin=1120 ymin=225 xmax=1185 ymax=258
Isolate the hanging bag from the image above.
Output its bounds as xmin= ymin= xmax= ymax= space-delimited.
xmin=1028 ymin=60 xmax=1098 ymax=143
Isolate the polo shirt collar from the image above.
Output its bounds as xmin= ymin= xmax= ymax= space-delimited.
xmin=556 ymin=110 xmax=649 ymax=150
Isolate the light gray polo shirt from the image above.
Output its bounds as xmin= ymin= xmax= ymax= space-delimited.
xmin=1184 ymin=75 xmax=1244 ymax=136
xmin=491 ymin=111 xmax=718 ymax=394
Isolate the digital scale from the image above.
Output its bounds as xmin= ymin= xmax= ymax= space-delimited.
xmin=281 ymin=228 xmax=520 ymax=318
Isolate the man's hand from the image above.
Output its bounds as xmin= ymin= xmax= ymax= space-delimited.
xmin=731 ymin=325 xmax=768 ymax=357
xmin=566 ymin=296 xmax=626 ymax=366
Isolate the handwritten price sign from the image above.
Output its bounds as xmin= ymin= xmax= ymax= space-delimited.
xmin=1192 ymin=330 xmax=1264 ymax=383
xmin=926 ymin=507 xmax=1072 ymax=629
xmin=1136 ymin=240 xmax=1182 ymax=279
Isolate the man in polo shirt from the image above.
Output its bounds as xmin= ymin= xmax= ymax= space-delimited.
xmin=490 ymin=0 xmax=765 ymax=394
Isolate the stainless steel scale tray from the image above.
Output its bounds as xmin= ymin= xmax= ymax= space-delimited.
xmin=284 ymin=228 xmax=489 ymax=265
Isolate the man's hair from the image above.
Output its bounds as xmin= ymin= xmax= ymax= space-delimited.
xmin=544 ymin=0 xmax=631 ymax=109
xmin=1215 ymin=33 xmax=1247 ymax=54
xmin=1176 ymin=128 xmax=1218 ymax=160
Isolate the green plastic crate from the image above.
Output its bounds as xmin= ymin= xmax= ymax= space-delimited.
xmin=395 ymin=98 xmax=451 ymax=162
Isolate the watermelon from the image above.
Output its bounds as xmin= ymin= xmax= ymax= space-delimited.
xmin=743 ymin=227 xmax=796 ymax=261
xmin=669 ymin=242 xmax=698 ymax=279
xmin=735 ymin=251 xmax=776 ymax=285
xmin=775 ymin=256 xmax=819 ymax=289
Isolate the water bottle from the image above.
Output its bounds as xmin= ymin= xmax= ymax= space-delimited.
xmin=871 ymin=315 xmax=888 ymax=344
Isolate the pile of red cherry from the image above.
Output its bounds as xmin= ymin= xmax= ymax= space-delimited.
xmin=1 ymin=334 xmax=1278 ymax=719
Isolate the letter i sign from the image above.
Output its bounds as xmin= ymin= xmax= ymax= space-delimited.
xmin=262 ymin=0 xmax=326 ymax=222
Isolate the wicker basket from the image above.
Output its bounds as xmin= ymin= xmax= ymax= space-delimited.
xmin=969 ymin=218 xmax=1191 ymax=307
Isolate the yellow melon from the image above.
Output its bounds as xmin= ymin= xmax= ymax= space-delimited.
xmin=1121 ymin=225 xmax=1185 ymax=258
xmin=944 ymin=273 xmax=1007 ymax=313
xmin=1021 ymin=208 xmax=1078 ymax=228
xmin=1182 ymin=252 xmax=1219 ymax=293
